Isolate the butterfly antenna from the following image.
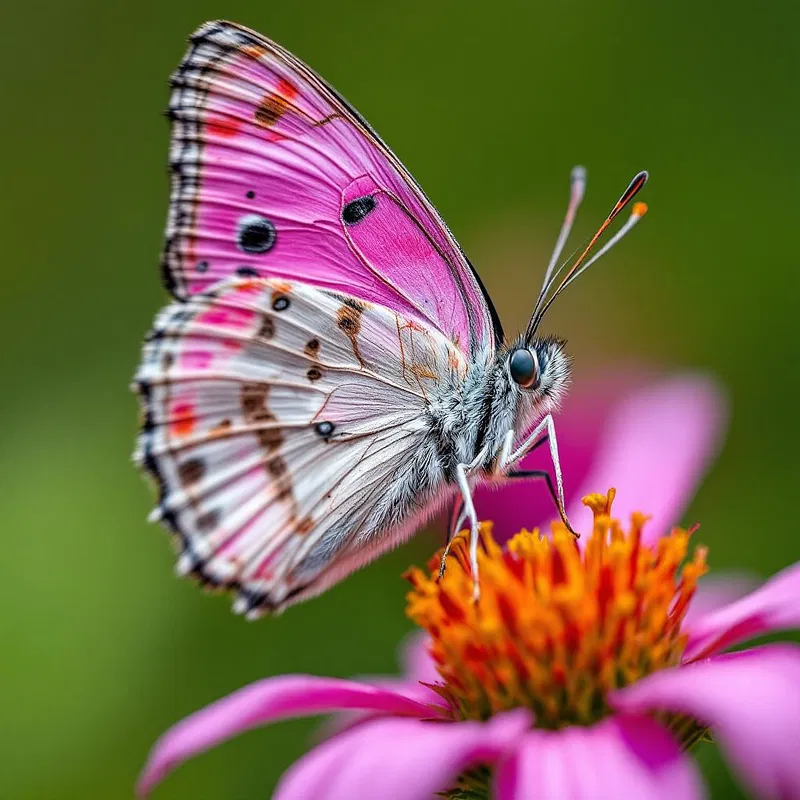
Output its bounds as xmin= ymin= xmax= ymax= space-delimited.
xmin=560 ymin=201 xmax=647 ymax=291
xmin=527 ymin=170 xmax=648 ymax=338
xmin=536 ymin=165 xmax=587 ymax=302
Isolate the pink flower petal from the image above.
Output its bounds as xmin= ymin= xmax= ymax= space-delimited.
xmin=275 ymin=710 xmax=531 ymax=800
xmin=564 ymin=374 xmax=726 ymax=544
xmin=399 ymin=632 xmax=440 ymax=686
xmin=684 ymin=562 xmax=800 ymax=661
xmin=137 ymin=676 xmax=436 ymax=796
xmin=317 ymin=678 xmax=446 ymax=741
xmin=495 ymin=715 xmax=703 ymax=800
xmin=362 ymin=677 xmax=443 ymax=705
xmin=611 ymin=644 xmax=800 ymax=800
xmin=681 ymin=573 xmax=759 ymax=631
xmin=321 ymin=635 xmax=445 ymax=742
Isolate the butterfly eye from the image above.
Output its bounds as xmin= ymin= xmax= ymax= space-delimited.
xmin=509 ymin=348 xmax=540 ymax=389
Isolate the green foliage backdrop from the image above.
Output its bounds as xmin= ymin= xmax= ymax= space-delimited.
xmin=1 ymin=2 xmax=797 ymax=797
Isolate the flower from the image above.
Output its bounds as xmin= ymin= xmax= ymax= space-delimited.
xmin=137 ymin=374 xmax=800 ymax=799
xmin=405 ymin=499 xmax=800 ymax=799
xmin=406 ymin=493 xmax=708 ymax=733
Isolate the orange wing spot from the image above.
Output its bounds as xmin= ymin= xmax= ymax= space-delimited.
xmin=242 ymin=44 xmax=267 ymax=59
xmin=210 ymin=419 xmax=233 ymax=437
xmin=170 ymin=401 xmax=196 ymax=437
xmin=276 ymin=77 xmax=298 ymax=99
xmin=296 ymin=516 xmax=314 ymax=535
xmin=255 ymin=89 xmax=293 ymax=128
xmin=337 ymin=302 xmax=365 ymax=366
xmin=207 ymin=116 xmax=242 ymax=137
xmin=236 ymin=279 xmax=264 ymax=294
xmin=272 ymin=281 xmax=292 ymax=296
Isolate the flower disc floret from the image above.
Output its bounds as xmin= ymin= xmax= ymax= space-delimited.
xmin=405 ymin=490 xmax=708 ymax=728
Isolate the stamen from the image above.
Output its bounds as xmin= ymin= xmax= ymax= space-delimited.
xmin=406 ymin=490 xmax=707 ymax=730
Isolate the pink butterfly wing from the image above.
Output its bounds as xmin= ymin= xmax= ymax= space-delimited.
xmin=135 ymin=277 xmax=467 ymax=614
xmin=164 ymin=20 xmax=502 ymax=356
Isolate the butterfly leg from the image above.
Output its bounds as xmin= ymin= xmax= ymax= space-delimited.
xmin=497 ymin=429 xmax=515 ymax=472
xmin=439 ymin=433 xmax=555 ymax=580
xmin=455 ymin=461 xmax=483 ymax=601
xmin=506 ymin=468 xmax=573 ymax=531
xmin=506 ymin=414 xmax=577 ymax=537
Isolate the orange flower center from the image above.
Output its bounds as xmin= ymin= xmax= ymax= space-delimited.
xmin=405 ymin=490 xmax=708 ymax=729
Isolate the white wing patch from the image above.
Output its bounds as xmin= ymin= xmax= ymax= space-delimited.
xmin=134 ymin=277 xmax=466 ymax=615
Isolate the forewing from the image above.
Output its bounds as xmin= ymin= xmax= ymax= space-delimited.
xmin=164 ymin=20 xmax=501 ymax=355
xmin=134 ymin=277 xmax=466 ymax=615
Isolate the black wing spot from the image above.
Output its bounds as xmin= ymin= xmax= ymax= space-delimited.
xmin=246 ymin=190 xmax=256 ymax=199
xmin=178 ymin=458 xmax=206 ymax=487
xmin=272 ymin=294 xmax=290 ymax=312
xmin=236 ymin=266 xmax=260 ymax=277
xmin=314 ymin=421 xmax=335 ymax=440
xmin=342 ymin=196 xmax=376 ymax=225
xmin=237 ymin=214 xmax=277 ymax=254
xmin=196 ymin=509 xmax=220 ymax=532
xmin=196 ymin=261 xmax=209 ymax=273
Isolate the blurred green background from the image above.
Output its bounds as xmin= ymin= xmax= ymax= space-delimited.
xmin=2 ymin=1 xmax=797 ymax=797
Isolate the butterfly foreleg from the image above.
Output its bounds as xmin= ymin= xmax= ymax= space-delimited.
xmin=505 ymin=468 xmax=575 ymax=533
xmin=505 ymin=414 xmax=577 ymax=537
xmin=496 ymin=429 xmax=515 ymax=474
xmin=439 ymin=431 xmax=519 ymax=582
xmin=450 ymin=444 xmax=491 ymax=600
xmin=455 ymin=462 xmax=483 ymax=602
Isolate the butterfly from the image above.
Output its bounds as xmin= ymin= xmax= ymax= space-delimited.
xmin=134 ymin=20 xmax=648 ymax=618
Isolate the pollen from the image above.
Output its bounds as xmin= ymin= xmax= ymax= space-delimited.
xmin=405 ymin=490 xmax=707 ymax=728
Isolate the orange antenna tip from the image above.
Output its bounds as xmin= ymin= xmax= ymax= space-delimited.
xmin=526 ymin=169 xmax=650 ymax=338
